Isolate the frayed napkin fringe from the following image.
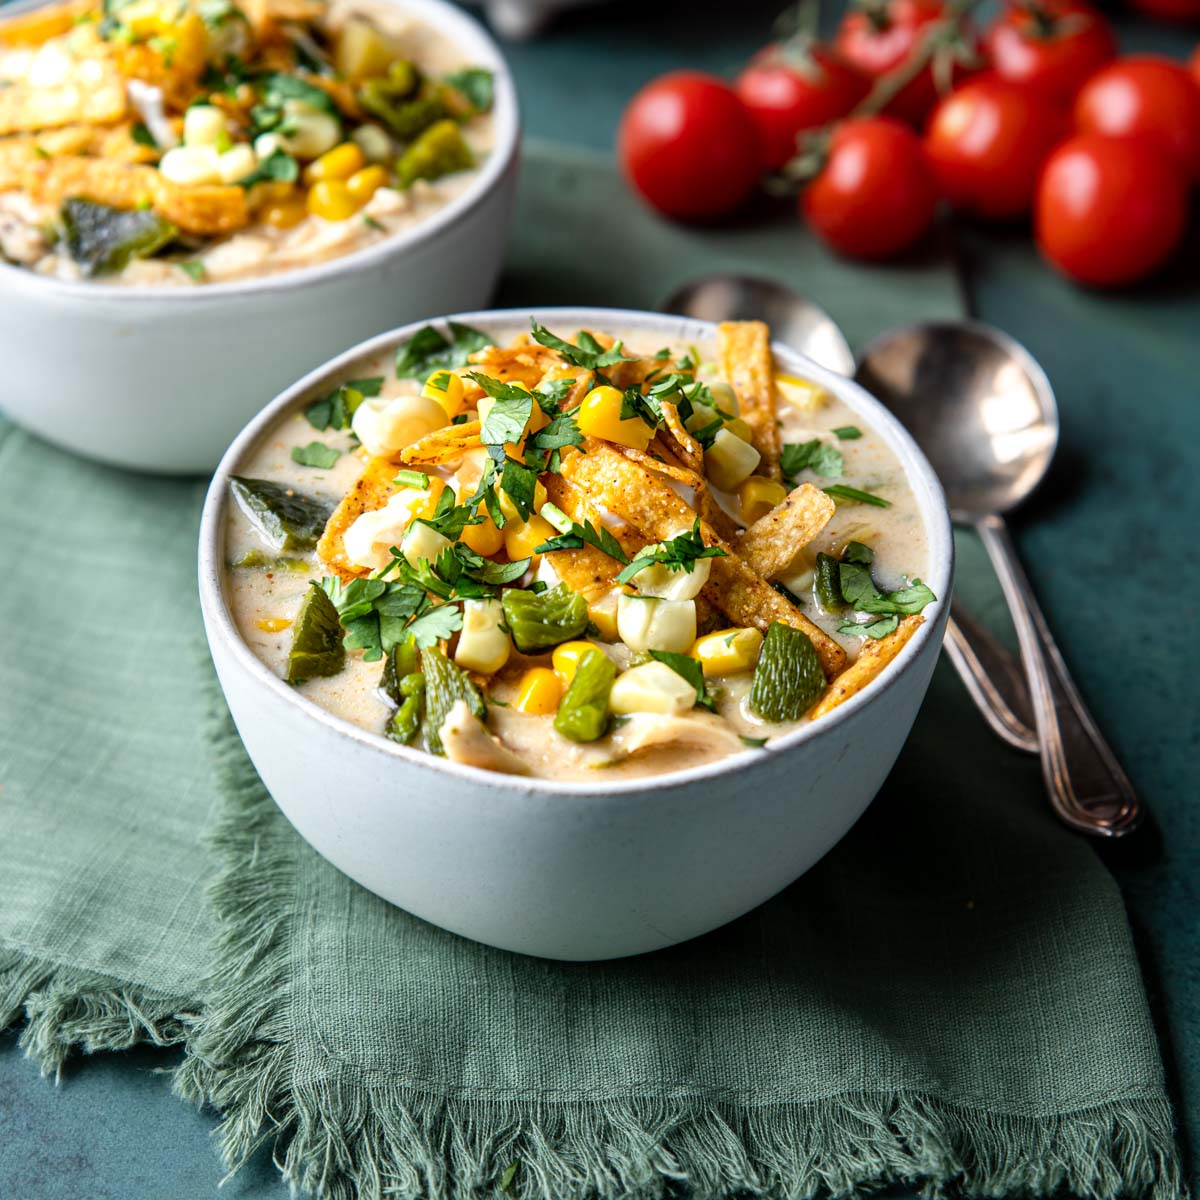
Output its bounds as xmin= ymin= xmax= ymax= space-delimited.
xmin=168 ymin=718 xmax=1188 ymax=1200
xmin=0 ymin=948 xmax=192 ymax=1081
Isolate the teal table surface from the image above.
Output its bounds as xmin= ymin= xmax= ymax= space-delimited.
xmin=2 ymin=2 xmax=1196 ymax=1197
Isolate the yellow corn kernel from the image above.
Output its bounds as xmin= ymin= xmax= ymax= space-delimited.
xmin=255 ymin=616 xmax=292 ymax=633
xmin=411 ymin=476 xmax=446 ymax=521
xmin=306 ymin=180 xmax=360 ymax=221
xmin=503 ymin=514 xmax=554 ymax=563
xmin=691 ymin=627 xmax=764 ymax=677
xmin=576 ymin=385 xmax=653 ymax=451
xmin=725 ymin=416 xmax=754 ymax=443
xmin=738 ymin=475 xmax=788 ymax=524
xmin=551 ymin=640 xmax=598 ymax=684
xmin=304 ymin=141 xmax=366 ymax=184
xmin=587 ymin=591 xmax=621 ymax=642
xmin=460 ymin=513 xmax=504 ymax=557
xmin=261 ymin=197 xmax=308 ymax=229
xmin=498 ymin=479 xmax=547 ymax=526
xmin=776 ymin=375 xmax=831 ymax=411
xmin=346 ymin=163 xmax=389 ymax=205
xmin=422 ymin=370 xmax=466 ymax=418
xmin=515 ymin=667 xmax=562 ymax=715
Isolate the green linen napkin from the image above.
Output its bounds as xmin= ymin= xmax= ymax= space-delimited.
xmin=0 ymin=142 xmax=1185 ymax=1200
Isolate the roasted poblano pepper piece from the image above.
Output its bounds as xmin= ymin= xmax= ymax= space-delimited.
xmin=231 ymin=549 xmax=310 ymax=573
xmin=386 ymin=673 xmax=425 ymax=744
xmin=359 ymin=62 xmax=446 ymax=140
xmin=229 ymin=476 xmax=332 ymax=553
xmin=395 ymin=119 xmax=473 ymax=188
xmin=380 ymin=636 xmax=419 ymax=704
xmin=61 ymin=198 xmax=177 ymax=276
xmin=554 ymin=649 xmax=615 ymax=743
xmin=814 ymin=552 xmax=847 ymax=612
xmin=420 ymin=644 xmax=485 ymax=756
xmin=500 ymin=582 xmax=588 ymax=655
xmin=286 ymin=583 xmax=345 ymax=684
xmin=747 ymin=622 xmax=826 ymax=722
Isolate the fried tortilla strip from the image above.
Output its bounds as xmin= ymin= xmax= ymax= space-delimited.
xmin=156 ymin=180 xmax=248 ymax=234
xmin=241 ymin=0 xmax=325 ymax=35
xmin=659 ymin=400 xmax=703 ymax=473
xmin=718 ymin=320 xmax=781 ymax=480
xmin=736 ymin=483 xmax=836 ymax=580
xmin=561 ymin=441 xmax=845 ymax=676
xmin=398 ymin=420 xmax=482 ymax=467
xmin=115 ymin=13 xmax=210 ymax=111
xmin=0 ymin=60 xmax=127 ymax=135
xmin=316 ymin=455 xmax=399 ymax=580
xmin=542 ymin=475 xmax=644 ymax=601
xmin=809 ymin=615 xmax=924 ymax=719
xmin=621 ymin=437 xmax=742 ymax=542
xmin=0 ymin=0 xmax=96 ymax=46
xmin=537 ymin=360 xmax=593 ymax=410
xmin=466 ymin=343 xmax=561 ymax=396
xmin=97 ymin=121 xmax=160 ymax=164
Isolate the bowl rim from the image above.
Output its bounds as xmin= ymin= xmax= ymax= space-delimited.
xmin=0 ymin=0 xmax=520 ymax=303
xmin=199 ymin=305 xmax=954 ymax=797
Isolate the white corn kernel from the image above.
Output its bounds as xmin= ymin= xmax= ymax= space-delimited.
xmin=631 ymin=543 xmax=712 ymax=601
xmin=610 ymin=661 xmax=696 ymax=716
xmin=253 ymin=132 xmax=286 ymax=160
xmin=455 ymin=599 xmax=511 ymax=675
xmin=351 ymin=394 xmax=447 ymax=459
xmin=158 ymin=145 xmax=221 ymax=186
xmin=617 ymin=595 xmax=696 ymax=654
xmin=183 ymin=104 xmax=227 ymax=147
xmin=400 ymin=520 xmax=452 ymax=569
xmin=279 ymin=100 xmax=341 ymax=160
xmin=706 ymin=380 xmax=739 ymax=414
xmin=351 ymin=123 xmax=393 ymax=163
xmin=342 ymin=488 xmax=437 ymax=572
xmin=216 ymin=143 xmax=257 ymax=184
xmin=704 ymin=427 xmax=761 ymax=491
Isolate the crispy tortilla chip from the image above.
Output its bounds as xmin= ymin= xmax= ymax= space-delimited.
xmin=467 ymin=343 xmax=561 ymax=394
xmin=156 ymin=179 xmax=248 ymax=234
xmin=542 ymin=475 xmax=644 ymax=601
xmin=241 ymin=0 xmax=325 ymax=34
xmin=315 ymin=455 xmax=399 ymax=580
xmin=0 ymin=0 xmax=96 ymax=46
xmin=398 ymin=420 xmax=482 ymax=467
xmin=718 ymin=320 xmax=781 ymax=480
xmin=659 ymin=400 xmax=703 ymax=473
xmin=97 ymin=121 xmax=161 ymax=164
xmin=561 ymin=441 xmax=845 ymax=676
xmin=114 ymin=12 xmax=210 ymax=111
xmin=736 ymin=483 xmax=836 ymax=580
xmin=537 ymin=360 xmax=593 ymax=410
xmin=619 ymin=442 xmax=705 ymax=491
xmin=0 ymin=59 xmax=127 ymax=135
xmin=809 ymin=615 xmax=924 ymax=719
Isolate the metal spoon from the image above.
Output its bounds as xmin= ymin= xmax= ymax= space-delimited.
xmin=662 ymin=276 xmax=1037 ymax=755
xmin=856 ymin=322 xmax=1141 ymax=837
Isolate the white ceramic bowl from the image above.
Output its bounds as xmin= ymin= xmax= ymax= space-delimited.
xmin=199 ymin=307 xmax=954 ymax=961
xmin=0 ymin=0 xmax=519 ymax=475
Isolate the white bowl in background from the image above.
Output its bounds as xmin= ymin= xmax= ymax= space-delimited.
xmin=0 ymin=0 xmax=520 ymax=474
xmin=199 ymin=307 xmax=953 ymax=961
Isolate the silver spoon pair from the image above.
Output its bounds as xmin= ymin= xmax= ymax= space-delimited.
xmin=665 ymin=275 xmax=1140 ymax=838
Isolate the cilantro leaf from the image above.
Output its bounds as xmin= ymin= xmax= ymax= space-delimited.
xmin=740 ymin=735 xmax=769 ymax=749
xmin=406 ymin=603 xmax=463 ymax=649
xmin=531 ymin=411 xmax=583 ymax=451
xmin=305 ymin=377 xmax=383 ymax=431
xmin=648 ymin=650 xmax=717 ymax=712
xmin=619 ymin=386 xmax=660 ymax=429
xmin=395 ymin=322 xmax=492 ymax=382
xmin=498 ymin=456 xmax=539 ymax=520
xmin=290 ymin=442 xmax=341 ymax=469
xmin=838 ymin=614 xmax=901 ymax=639
xmin=529 ymin=321 xmax=632 ymax=371
xmin=444 ymin=67 xmax=494 ymax=112
xmin=839 ymin=561 xmax=936 ymax=615
xmin=320 ymin=576 xmax=427 ymax=662
xmin=823 ymin=484 xmax=891 ymax=508
xmin=534 ymin=518 xmax=629 ymax=564
xmin=841 ymin=540 xmax=874 ymax=564
xmin=780 ymin=438 xmax=844 ymax=484
xmin=238 ymin=147 xmax=299 ymax=190
xmin=532 ymin=378 xmax=574 ymax=414
xmin=616 ymin=519 xmax=725 ymax=585
xmin=470 ymin=374 xmax=534 ymax=446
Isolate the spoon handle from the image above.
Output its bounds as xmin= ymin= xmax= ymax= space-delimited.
xmin=943 ymin=602 xmax=1038 ymax=754
xmin=975 ymin=514 xmax=1142 ymax=836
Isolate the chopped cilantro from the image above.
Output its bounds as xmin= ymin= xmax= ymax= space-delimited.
xmin=531 ymin=411 xmax=583 ymax=451
xmin=304 ymin=377 xmax=383 ymax=431
xmin=780 ymin=438 xmax=844 ymax=484
xmin=131 ymin=121 xmax=157 ymax=148
xmin=405 ymin=603 xmax=464 ymax=649
xmin=833 ymin=425 xmax=862 ymax=440
xmin=534 ymin=515 xmax=629 ymax=564
xmin=529 ymin=321 xmax=632 ymax=371
xmin=177 ymin=260 xmax=205 ymax=281
xmin=291 ymin=441 xmax=341 ymax=469
xmin=740 ymin=735 xmax=769 ymax=749
xmin=362 ymin=214 xmax=385 ymax=232
xmin=838 ymin=614 xmax=901 ymax=639
xmin=823 ymin=484 xmax=891 ymax=508
xmin=237 ymin=147 xmax=299 ymax=189
xmin=471 ymin=374 xmax=534 ymax=446
xmin=616 ymin=519 xmax=725 ymax=585
xmin=393 ymin=469 xmax=429 ymax=489
xmin=395 ymin=321 xmax=492 ymax=382
xmin=443 ymin=67 xmax=494 ymax=112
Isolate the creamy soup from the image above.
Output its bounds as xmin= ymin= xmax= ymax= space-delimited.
xmin=224 ymin=320 xmax=935 ymax=781
xmin=0 ymin=0 xmax=495 ymax=284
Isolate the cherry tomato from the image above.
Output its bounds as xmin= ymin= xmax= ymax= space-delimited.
xmin=617 ymin=72 xmax=762 ymax=220
xmin=1074 ymin=56 xmax=1200 ymax=181
xmin=834 ymin=0 xmax=967 ymax=125
xmin=802 ymin=117 xmax=938 ymax=258
xmin=736 ymin=45 xmax=869 ymax=170
xmin=1126 ymin=0 xmax=1200 ymax=23
xmin=982 ymin=0 xmax=1115 ymax=105
xmin=925 ymin=77 xmax=1069 ymax=219
xmin=1035 ymin=134 xmax=1187 ymax=286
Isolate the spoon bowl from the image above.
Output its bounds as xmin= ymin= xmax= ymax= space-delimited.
xmin=855 ymin=322 xmax=1059 ymax=521
xmin=662 ymin=276 xmax=856 ymax=376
